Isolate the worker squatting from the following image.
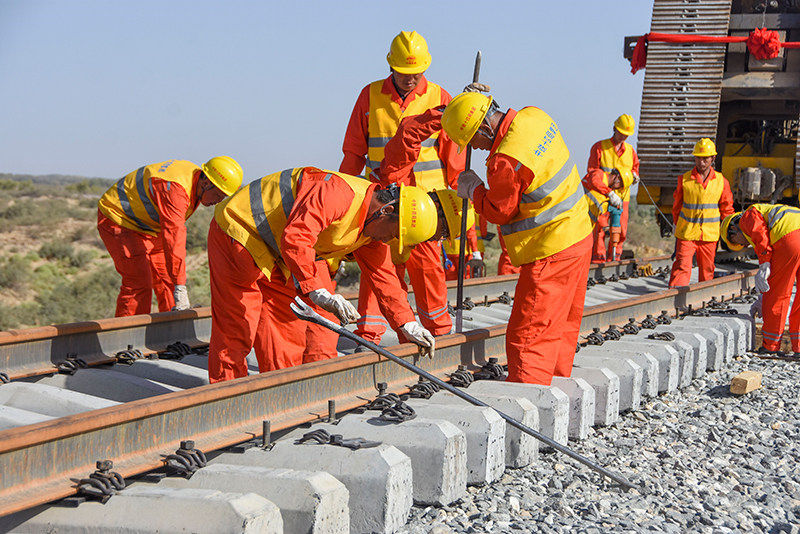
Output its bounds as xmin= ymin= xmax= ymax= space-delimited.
xmin=95 ymin=31 xmax=794 ymax=390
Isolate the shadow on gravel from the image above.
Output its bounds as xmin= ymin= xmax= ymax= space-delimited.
xmin=704 ymin=384 xmax=735 ymax=399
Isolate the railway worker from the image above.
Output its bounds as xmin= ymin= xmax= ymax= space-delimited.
xmin=339 ymin=30 xmax=465 ymax=345
xmin=442 ymin=204 xmax=482 ymax=280
xmin=721 ymin=205 xmax=800 ymax=354
xmin=668 ymin=138 xmax=734 ymax=287
xmin=442 ymin=92 xmax=593 ymax=385
xmin=97 ymin=157 xmax=243 ymax=317
xmin=585 ymin=114 xmax=640 ymax=263
xmin=206 ymin=166 xmax=439 ymax=382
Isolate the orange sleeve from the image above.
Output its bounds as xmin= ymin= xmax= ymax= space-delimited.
xmin=150 ymin=178 xmax=190 ymax=286
xmin=472 ymin=154 xmax=532 ymax=225
xmin=379 ymin=107 xmax=445 ymax=187
xmin=582 ymin=169 xmax=610 ymax=195
xmin=587 ymin=141 xmax=603 ymax=173
xmin=437 ymin=88 xmax=466 ymax=188
xmin=353 ymin=242 xmax=415 ymax=329
xmin=466 ymin=225 xmax=479 ymax=254
xmin=281 ymin=175 xmax=354 ymax=295
xmin=339 ymin=85 xmax=371 ymax=176
xmin=632 ymin=148 xmax=640 ymax=178
xmin=478 ymin=214 xmax=488 ymax=236
xmin=718 ymin=175 xmax=734 ymax=218
xmin=740 ymin=207 xmax=772 ymax=264
xmin=672 ymin=177 xmax=684 ymax=226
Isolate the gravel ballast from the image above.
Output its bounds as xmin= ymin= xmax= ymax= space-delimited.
xmin=398 ymin=353 xmax=800 ymax=534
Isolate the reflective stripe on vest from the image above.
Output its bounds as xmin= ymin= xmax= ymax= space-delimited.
xmin=492 ymin=107 xmax=592 ymax=265
xmin=215 ymin=168 xmax=372 ymax=280
xmin=585 ymin=189 xmax=607 ymax=224
xmin=674 ymin=170 xmax=726 ymax=241
xmin=366 ymin=79 xmax=446 ymax=190
xmin=98 ymin=160 xmax=199 ymax=236
xmin=750 ymin=203 xmax=800 ymax=244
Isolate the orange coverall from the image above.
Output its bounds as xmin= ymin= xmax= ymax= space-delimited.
xmin=342 ymin=92 xmax=465 ymax=343
xmin=668 ymin=169 xmax=734 ymax=287
xmin=207 ymin=174 xmax=415 ymax=382
xmin=740 ymin=207 xmax=800 ymax=352
xmin=97 ymin=178 xmax=198 ymax=316
xmin=472 ymin=109 xmax=592 ymax=385
xmin=586 ymin=141 xmax=640 ymax=262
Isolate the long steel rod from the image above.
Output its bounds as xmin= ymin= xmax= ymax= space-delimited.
xmin=455 ymin=50 xmax=482 ymax=333
xmin=291 ymin=297 xmax=639 ymax=491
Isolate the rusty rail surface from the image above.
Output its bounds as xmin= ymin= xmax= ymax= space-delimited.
xmin=0 ymin=257 xmax=661 ymax=381
xmin=0 ymin=269 xmax=754 ymax=516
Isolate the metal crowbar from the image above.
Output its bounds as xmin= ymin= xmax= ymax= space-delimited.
xmin=290 ymin=297 xmax=640 ymax=492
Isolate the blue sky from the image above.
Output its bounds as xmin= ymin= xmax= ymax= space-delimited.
xmin=0 ymin=1 xmax=653 ymax=180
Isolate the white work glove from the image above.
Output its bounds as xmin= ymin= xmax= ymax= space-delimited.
xmin=308 ymin=288 xmax=359 ymax=325
xmin=607 ymin=190 xmax=623 ymax=210
xmin=464 ymin=82 xmax=491 ymax=93
xmin=750 ymin=295 xmax=762 ymax=318
xmin=457 ymin=170 xmax=483 ymax=200
xmin=754 ymin=262 xmax=771 ymax=294
xmin=172 ymin=285 xmax=190 ymax=311
xmin=400 ymin=321 xmax=435 ymax=358
xmin=467 ymin=251 xmax=485 ymax=277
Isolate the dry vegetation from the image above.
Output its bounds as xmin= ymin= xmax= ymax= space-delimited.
xmin=0 ymin=174 xmax=668 ymax=331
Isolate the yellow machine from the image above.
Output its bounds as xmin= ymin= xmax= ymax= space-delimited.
xmin=626 ymin=0 xmax=800 ymax=236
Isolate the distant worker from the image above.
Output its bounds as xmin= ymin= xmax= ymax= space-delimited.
xmin=584 ymin=114 xmax=640 ymax=262
xmin=442 ymin=92 xmax=593 ymax=385
xmin=340 ymin=31 xmax=465 ymax=343
xmin=207 ymin=167 xmax=438 ymax=382
xmin=668 ymin=138 xmax=734 ymax=287
xmin=97 ymin=158 xmax=242 ymax=317
xmin=441 ymin=203 xmax=482 ymax=280
xmin=722 ymin=205 xmax=800 ymax=355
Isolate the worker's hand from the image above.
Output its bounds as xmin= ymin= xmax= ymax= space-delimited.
xmin=754 ymin=262 xmax=771 ymax=294
xmin=464 ymin=82 xmax=491 ymax=93
xmin=750 ymin=295 xmax=762 ymax=318
xmin=172 ymin=285 xmax=190 ymax=311
xmin=400 ymin=321 xmax=435 ymax=358
xmin=467 ymin=251 xmax=485 ymax=277
xmin=607 ymin=191 xmax=623 ymax=210
xmin=308 ymin=288 xmax=359 ymax=325
xmin=457 ymin=170 xmax=483 ymax=200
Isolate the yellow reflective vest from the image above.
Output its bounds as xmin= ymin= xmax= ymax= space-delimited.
xmin=366 ymin=80 xmax=446 ymax=190
xmin=585 ymin=189 xmax=607 ymax=225
xmin=749 ymin=203 xmax=800 ymax=244
xmin=98 ymin=160 xmax=199 ymax=236
xmin=675 ymin=170 xmax=726 ymax=241
xmin=495 ymin=107 xmax=592 ymax=265
xmin=214 ymin=168 xmax=373 ymax=280
xmin=597 ymin=139 xmax=636 ymax=202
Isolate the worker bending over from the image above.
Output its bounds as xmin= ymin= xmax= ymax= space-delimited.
xmin=97 ymin=157 xmax=242 ymax=316
xmin=585 ymin=114 xmax=640 ymax=262
xmin=340 ymin=30 xmax=465 ymax=344
xmin=443 ymin=92 xmax=593 ymax=385
xmin=722 ymin=205 xmax=800 ymax=355
xmin=668 ymin=138 xmax=734 ymax=287
xmin=207 ymin=167 xmax=438 ymax=382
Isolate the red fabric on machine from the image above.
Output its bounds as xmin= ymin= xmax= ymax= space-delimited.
xmin=630 ymin=29 xmax=800 ymax=73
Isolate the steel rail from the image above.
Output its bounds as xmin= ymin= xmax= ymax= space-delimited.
xmin=0 ymin=270 xmax=754 ymax=516
xmin=0 ymin=257 xmax=665 ymax=381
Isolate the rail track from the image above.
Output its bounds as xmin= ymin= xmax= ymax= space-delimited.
xmin=0 ymin=253 xmax=758 ymax=531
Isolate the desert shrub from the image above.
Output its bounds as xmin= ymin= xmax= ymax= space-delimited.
xmin=186 ymin=258 xmax=211 ymax=307
xmin=0 ymin=202 xmax=37 ymax=225
xmin=0 ymin=302 xmax=40 ymax=330
xmin=0 ymin=255 xmax=32 ymax=290
xmin=69 ymin=249 xmax=94 ymax=268
xmin=39 ymin=241 xmax=75 ymax=261
xmin=36 ymin=265 xmax=119 ymax=324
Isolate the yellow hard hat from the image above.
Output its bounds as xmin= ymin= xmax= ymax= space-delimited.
xmin=614 ymin=114 xmax=635 ymax=136
xmin=720 ymin=213 xmax=744 ymax=252
xmin=388 ymin=238 xmax=411 ymax=265
xmin=202 ymin=156 xmax=243 ymax=196
xmin=692 ymin=138 xmax=717 ymax=157
xmin=441 ymin=92 xmax=494 ymax=151
xmin=387 ymin=31 xmax=431 ymax=74
xmin=397 ymin=184 xmax=437 ymax=255
xmin=432 ymin=189 xmax=475 ymax=248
